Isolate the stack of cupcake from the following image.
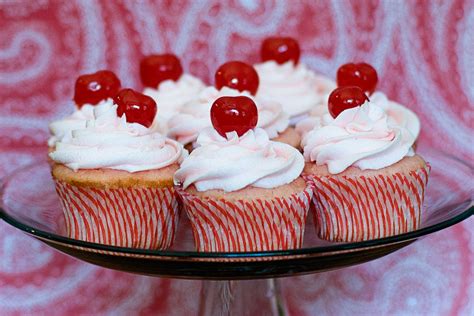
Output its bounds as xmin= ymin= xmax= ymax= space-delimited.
xmin=48 ymin=36 xmax=429 ymax=252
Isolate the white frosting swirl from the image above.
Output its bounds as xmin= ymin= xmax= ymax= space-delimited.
xmin=167 ymin=86 xmax=289 ymax=146
xmin=371 ymin=92 xmax=420 ymax=140
xmin=303 ymin=100 xmax=415 ymax=174
xmin=174 ymin=127 xmax=304 ymax=192
xmin=296 ymin=91 xmax=421 ymax=144
xmin=48 ymin=99 xmax=114 ymax=147
xmin=143 ymin=74 xmax=205 ymax=133
xmin=295 ymin=98 xmax=329 ymax=139
xmin=255 ymin=61 xmax=336 ymax=123
xmin=257 ymin=98 xmax=290 ymax=138
xmin=49 ymin=101 xmax=186 ymax=172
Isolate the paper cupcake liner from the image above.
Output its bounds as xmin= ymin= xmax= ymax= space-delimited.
xmin=54 ymin=180 xmax=179 ymax=249
xmin=303 ymin=165 xmax=430 ymax=242
xmin=177 ymin=183 xmax=314 ymax=252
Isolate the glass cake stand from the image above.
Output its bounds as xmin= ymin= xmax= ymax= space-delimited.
xmin=1 ymin=149 xmax=472 ymax=315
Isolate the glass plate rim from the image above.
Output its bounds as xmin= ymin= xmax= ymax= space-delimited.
xmin=0 ymin=161 xmax=472 ymax=259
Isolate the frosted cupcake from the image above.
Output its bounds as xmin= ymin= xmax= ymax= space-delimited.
xmin=141 ymin=54 xmax=205 ymax=133
xmin=167 ymin=61 xmax=300 ymax=149
xmin=302 ymin=86 xmax=430 ymax=242
xmin=174 ymin=96 xmax=313 ymax=252
xmin=296 ymin=63 xmax=420 ymax=146
xmin=48 ymin=70 xmax=121 ymax=148
xmin=254 ymin=37 xmax=336 ymax=125
xmin=49 ymin=88 xmax=186 ymax=249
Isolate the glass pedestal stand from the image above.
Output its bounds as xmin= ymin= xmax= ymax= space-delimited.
xmin=199 ymin=279 xmax=284 ymax=316
xmin=0 ymin=154 xmax=472 ymax=316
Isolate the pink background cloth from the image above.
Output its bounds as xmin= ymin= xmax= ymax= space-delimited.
xmin=0 ymin=1 xmax=472 ymax=315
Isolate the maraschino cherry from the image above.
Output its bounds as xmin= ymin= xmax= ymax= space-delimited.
xmin=114 ymin=89 xmax=157 ymax=127
xmin=215 ymin=61 xmax=259 ymax=95
xmin=210 ymin=96 xmax=258 ymax=137
xmin=337 ymin=62 xmax=378 ymax=94
xmin=261 ymin=37 xmax=300 ymax=65
xmin=328 ymin=86 xmax=369 ymax=118
xmin=140 ymin=54 xmax=183 ymax=88
xmin=74 ymin=70 xmax=121 ymax=108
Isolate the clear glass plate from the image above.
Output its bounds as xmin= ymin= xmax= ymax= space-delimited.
xmin=0 ymin=149 xmax=472 ymax=279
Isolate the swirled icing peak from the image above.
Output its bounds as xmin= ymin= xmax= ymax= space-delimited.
xmin=303 ymin=99 xmax=416 ymax=174
xmin=371 ymin=92 xmax=420 ymax=141
xmin=297 ymin=91 xmax=421 ymax=144
xmin=48 ymin=98 xmax=114 ymax=147
xmin=255 ymin=61 xmax=336 ymax=122
xmin=143 ymin=73 xmax=205 ymax=133
xmin=49 ymin=101 xmax=185 ymax=172
xmin=174 ymin=127 xmax=304 ymax=192
xmin=167 ymin=86 xmax=289 ymax=145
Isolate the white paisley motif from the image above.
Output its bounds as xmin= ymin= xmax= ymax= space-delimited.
xmin=399 ymin=2 xmax=472 ymax=159
xmin=281 ymin=224 xmax=469 ymax=314
xmin=0 ymin=262 xmax=95 ymax=308
xmin=0 ymin=30 xmax=51 ymax=84
xmin=0 ymin=228 xmax=52 ymax=274
xmin=457 ymin=5 xmax=474 ymax=104
xmin=122 ymin=0 xmax=164 ymax=54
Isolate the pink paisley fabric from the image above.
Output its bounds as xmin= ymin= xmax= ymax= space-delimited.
xmin=0 ymin=1 xmax=472 ymax=315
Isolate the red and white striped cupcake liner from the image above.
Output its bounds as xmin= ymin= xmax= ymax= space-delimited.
xmin=54 ymin=180 xmax=179 ymax=249
xmin=177 ymin=182 xmax=314 ymax=252
xmin=303 ymin=165 xmax=430 ymax=242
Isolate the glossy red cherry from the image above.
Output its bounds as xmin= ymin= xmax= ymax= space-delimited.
xmin=215 ymin=61 xmax=259 ymax=95
xmin=337 ymin=62 xmax=378 ymax=94
xmin=210 ymin=96 xmax=258 ymax=137
xmin=114 ymin=89 xmax=157 ymax=127
xmin=328 ymin=86 xmax=369 ymax=118
xmin=261 ymin=37 xmax=300 ymax=65
xmin=74 ymin=70 xmax=121 ymax=108
xmin=140 ymin=54 xmax=183 ymax=88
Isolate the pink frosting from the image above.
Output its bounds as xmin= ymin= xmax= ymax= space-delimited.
xmin=174 ymin=127 xmax=304 ymax=192
xmin=255 ymin=60 xmax=336 ymax=124
xmin=167 ymin=86 xmax=289 ymax=146
xmin=297 ymin=91 xmax=421 ymax=148
xmin=303 ymin=100 xmax=416 ymax=174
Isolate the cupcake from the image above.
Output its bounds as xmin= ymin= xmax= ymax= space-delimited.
xmin=141 ymin=54 xmax=205 ymax=133
xmin=167 ymin=61 xmax=300 ymax=149
xmin=49 ymin=88 xmax=186 ymax=249
xmin=302 ymin=86 xmax=430 ymax=242
xmin=174 ymin=96 xmax=313 ymax=252
xmin=48 ymin=70 xmax=121 ymax=148
xmin=254 ymin=37 xmax=336 ymax=125
xmin=296 ymin=62 xmax=420 ymax=147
